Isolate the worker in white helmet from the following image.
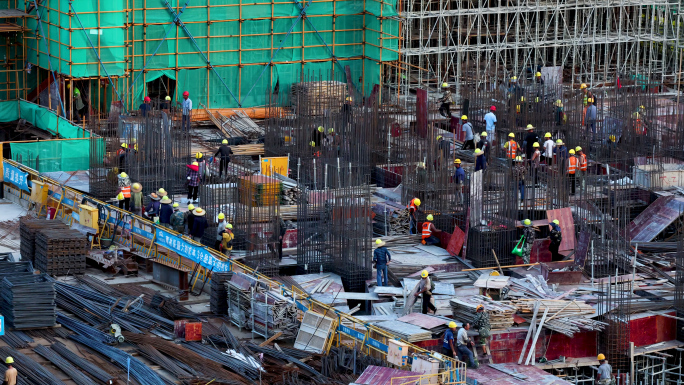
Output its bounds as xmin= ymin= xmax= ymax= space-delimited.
xmin=438 ymin=82 xmax=453 ymax=118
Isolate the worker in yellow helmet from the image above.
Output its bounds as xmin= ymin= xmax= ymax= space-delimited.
xmin=438 ymin=82 xmax=453 ymax=118
xmin=220 ymin=222 xmax=235 ymax=256
xmin=461 ymin=115 xmax=475 ymax=150
xmin=535 ymin=71 xmax=544 ymax=85
xmin=520 ymin=219 xmax=535 ymax=264
xmin=170 ymin=202 xmax=185 ymax=233
xmin=311 ymin=126 xmax=325 ymax=149
xmin=215 ymin=138 xmax=233 ymax=178
xmin=184 ymin=204 xmax=196 ymax=234
xmin=373 ymin=239 xmax=391 ymax=286
xmin=513 ymin=156 xmax=527 ymax=206
xmin=4 ymin=356 xmax=17 ymax=385
xmin=585 ymin=97 xmax=597 ymax=134
xmin=443 ymin=321 xmax=458 ymax=358
xmin=415 ymin=270 xmax=436 ymax=315
xmin=421 ymin=214 xmax=441 ymax=246
xmin=454 ymin=159 xmax=465 ymax=205
xmin=474 ymin=304 xmax=491 ymax=352
xmin=115 ymin=172 xmax=132 ymax=211
xmin=477 ymin=131 xmax=490 ymax=161
xmin=595 ymin=354 xmax=613 ymax=384
xmin=549 ymin=219 xmax=563 ymax=261
xmin=161 ymin=95 xmax=172 ymax=110
xmin=580 ymin=83 xmax=594 ymax=125
xmin=215 ymin=212 xmax=227 ymax=250
xmin=555 ymin=99 xmax=565 ymax=126
xmin=407 ymin=197 xmax=422 ymax=235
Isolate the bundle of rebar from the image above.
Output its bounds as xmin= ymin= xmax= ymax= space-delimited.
xmin=0 ymin=346 xmax=67 ymax=385
xmin=0 ymin=273 xmax=56 ymax=329
xmin=150 ymin=293 xmax=199 ymax=320
xmin=450 ymin=295 xmax=517 ymax=329
xmin=56 ymin=313 xmax=117 ymax=344
xmin=34 ymin=227 xmax=88 ymax=275
xmin=33 ymin=345 xmax=94 ymax=385
xmin=0 ymin=330 xmax=34 ymax=349
xmin=19 ymin=217 xmax=65 ymax=264
xmin=50 ymin=341 xmax=115 ymax=385
xmin=210 ymin=271 xmax=232 ymax=314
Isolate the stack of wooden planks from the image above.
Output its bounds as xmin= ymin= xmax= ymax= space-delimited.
xmin=449 ymin=295 xmax=517 ymax=329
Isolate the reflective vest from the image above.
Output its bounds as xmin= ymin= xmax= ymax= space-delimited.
xmin=578 ymin=154 xmax=587 ymax=171
xmin=516 ymin=104 xmax=521 ymax=113
xmin=407 ymin=198 xmax=419 ymax=213
xmin=568 ymin=156 xmax=578 ymax=174
xmin=635 ymin=119 xmax=645 ymax=135
xmin=506 ymin=140 xmax=518 ymax=159
xmin=582 ymin=94 xmax=588 ymax=106
xmin=120 ymin=185 xmax=131 ymax=198
xmin=422 ymin=222 xmax=433 ymax=240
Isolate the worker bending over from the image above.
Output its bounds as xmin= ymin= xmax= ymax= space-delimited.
xmin=421 ymin=215 xmax=441 ymax=246
xmin=473 ymin=305 xmax=491 ymax=353
xmin=457 ymin=323 xmax=477 ymax=368
xmin=407 ymin=197 xmax=421 ymax=235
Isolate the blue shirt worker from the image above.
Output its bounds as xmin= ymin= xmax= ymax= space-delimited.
xmin=474 ymin=148 xmax=487 ymax=172
xmin=181 ymin=91 xmax=192 ymax=131
xmin=461 ymin=115 xmax=475 ymax=150
xmin=454 ymin=159 xmax=465 ymax=205
xmin=442 ymin=322 xmax=458 ymax=358
xmin=484 ymin=106 xmax=497 ymax=142
xmin=373 ymin=239 xmax=391 ymax=287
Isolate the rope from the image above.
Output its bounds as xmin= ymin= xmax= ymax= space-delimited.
xmin=124 ymin=0 xmax=190 ymax=104
xmin=163 ymin=1 xmax=241 ymax=107
xmin=69 ymin=1 xmax=127 ymax=113
xmin=30 ymin=0 xmax=66 ymax=118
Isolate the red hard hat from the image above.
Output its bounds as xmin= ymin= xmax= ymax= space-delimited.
xmin=490 ymin=106 xmax=496 ymax=111
xmin=144 ymin=96 xmax=151 ymax=102
xmin=183 ymin=91 xmax=189 ymax=97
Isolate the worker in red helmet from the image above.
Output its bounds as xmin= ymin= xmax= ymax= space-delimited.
xmin=140 ymin=96 xmax=151 ymax=117
xmin=182 ymin=91 xmax=192 ymax=131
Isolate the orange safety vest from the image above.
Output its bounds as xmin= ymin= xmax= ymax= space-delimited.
xmin=568 ymin=156 xmax=578 ymax=174
xmin=635 ymin=119 xmax=645 ymax=135
xmin=579 ymin=154 xmax=587 ymax=171
xmin=422 ymin=222 xmax=433 ymax=240
xmin=120 ymin=185 xmax=131 ymax=198
xmin=506 ymin=140 xmax=518 ymax=159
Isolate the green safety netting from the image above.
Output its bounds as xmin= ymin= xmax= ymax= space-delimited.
xmin=10 ymin=139 xmax=90 ymax=172
xmin=0 ymin=100 xmax=90 ymax=139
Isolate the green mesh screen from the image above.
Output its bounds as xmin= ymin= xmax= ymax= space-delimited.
xmin=10 ymin=139 xmax=92 ymax=172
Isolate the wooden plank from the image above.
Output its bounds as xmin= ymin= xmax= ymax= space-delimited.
xmin=547 ymin=208 xmax=576 ymax=251
xmin=259 ymin=332 xmax=283 ymax=346
xmin=525 ymin=306 xmax=549 ymax=365
xmin=518 ymin=302 xmax=539 ymax=365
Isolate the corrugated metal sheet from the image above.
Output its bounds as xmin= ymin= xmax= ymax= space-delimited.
xmin=355 ymin=365 xmax=422 ymax=385
xmin=629 ymin=196 xmax=684 ymax=242
xmin=547 ymin=208 xmax=575 ymax=251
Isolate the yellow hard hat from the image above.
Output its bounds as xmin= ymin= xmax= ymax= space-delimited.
xmin=490 ymin=271 xmax=500 ymax=276
xmin=523 ymin=219 xmax=532 ymax=226
xmin=580 ymin=83 xmax=587 ymax=89
xmin=520 ymin=96 xmax=525 ymax=102
xmin=639 ymin=105 xmax=645 ymax=109
xmin=226 ymin=223 xmax=233 ymax=229
xmin=609 ymin=135 xmax=616 ymax=142
xmin=569 ymin=149 xmax=576 ymax=155
xmin=218 ymin=213 xmax=225 ymax=220
xmin=318 ymin=126 xmax=324 ymax=132
xmin=508 ymin=133 xmax=515 ymax=138
xmin=552 ymin=219 xmax=560 ymax=225
xmin=476 ymin=304 xmax=485 ymax=311
xmin=511 ymin=76 xmax=517 ymax=81
xmin=533 ymin=142 xmax=539 ymax=148
xmin=544 ymin=132 xmax=552 ymax=138
xmin=310 ymin=141 xmax=316 ymax=147
xmin=345 ymin=96 xmax=353 ymax=102
xmin=5 ymin=357 xmax=13 ymax=364
xmin=119 ymin=172 xmax=128 ymax=178
xmin=195 ymin=152 xmax=203 ymax=159
xmin=474 ymin=149 xmax=482 ymax=155
xmin=121 ymin=143 xmax=128 ymax=149
xmin=414 ymin=198 xmax=421 ymax=206
xmin=514 ymin=156 xmax=523 ymax=162
xmin=426 ymin=214 xmax=434 ymax=221
xmin=158 ymin=188 xmax=167 ymax=196
xmin=328 ymin=128 xmax=334 ymax=133
xmin=165 ymin=96 xmax=171 ymax=101
xmin=556 ymin=139 xmax=563 ymax=144
xmin=588 ymin=98 xmax=594 ymax=103
xmin=576 ymin=146 xmax=582 ymax=152
xmin=436 ymin=135 xmax=443 ymax=140
xmin=481 ymin=131 xmax=487 ymax=137
xmin=535 ymin=72 xmax=541 ymax=77
xmin=192 ymin=161 xmax=199 ymax=166
xmin=375 ymin=239 xmax=383 ymax=245
xmin=222 ymin=139 xmax=228 ymax=145
xmin=454 ymin=159 xmax=461 ymax=164
xmin=132 ymin=183 xmax=141 ymax=191
xmin=421 ymin=270 xmax=429 ymax=278
xmin=173 ymin=203 xmax=179 ymax=208
xmin=597 ymin=354 xmax=606 ymax=361
xmin=188 ymin=204 xmax=195 ymax=211
xmin=448 ymin=321 xmax=457 ymax=328
xmin=116 ymin=192 xmax=124 ymax=200
xmin=461 ymin=115 xmax=468 ymax=120
xmin=526 ymin=124 xmax=534 ymax=130
xmin=442 ymin=82 xmax=449 ymax=88
xmin=555 ymin=100 xmax=562 ymax=107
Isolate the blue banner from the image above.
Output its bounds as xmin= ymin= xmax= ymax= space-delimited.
xmin=338 ymin=324 xmax=366 ymax=341
xmin=3 ymin=162 xmax=30 ymax=191
xmin=49 ymin=191 xmax=75 ymax=207
xmin=155 ymin=228 xmax=231 ymax=272
xmin=366 ymin=338 xmax=388 ymax=352
xmin=132 ymin=226 xmax=154 ymax=240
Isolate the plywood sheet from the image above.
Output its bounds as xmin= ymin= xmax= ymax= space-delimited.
xmin=397 ymin=313 xmax=449 ymax=330
xmin=446 ymin=224 xmax=466 ymax=256
xmin=629 ymin=196 xmax=684 ymax=242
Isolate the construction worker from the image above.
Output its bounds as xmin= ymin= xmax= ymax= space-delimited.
xmin=421 ymin=214 xmax=441 ymax=246
xmin=504 ymin=133 xmax=519 ymax=159
xmin=170 ymin=203 xmax=184 ymax=233
xmin=555 ymin=139 xmax=568 ymax=172
xmin=184 ymin=204 xmax=196 ymax=234
xmin=215 ymin=139 xmax=233 ymax=177
xmin=633 ymin=111 xmax=645 ymax=135
xmin=130 ymin=183 xmax=143 ymax=216
xmin=473 ymin=304 xmax=491 ymax=351
xmin=508 ymin=76 xmax=521 ymax=97
xmin=443 ymin=321 xmax=458 ymax=358
xmin=576 ymin=146 xmax=587 ymax=190
xmin=220 ymin=223 xmax=234 ymax=256
xmin=311 ymin=126 xmax=324 ymax=148
xmin=113 ymin=173 xmax=131 ymax=211
xmin=523 ymin=124 xmax=539 ymax=161
xmin=190 ymin=207 xmax=208 ymax=242
xmin=342 ymin=96 xmax=353 ymax=127
xmin=159 ymin=196 xmax=173 ymax=228
xmin=407 ymin=197 xmax=421 ymax=235
xmin=116 ymin=143 xmax=129 ymax=173
xmin=513 ymin=156 xmax=526 ymax=205
xmin=438 ymin=83 xmax=453 ymax=118
xmin=140 ymin=96 xmax=151 ymax=117
xmin=309 ymin=141 xmax=321 ymax=158
xmin=72 ymin=87 xmax=87 ymax=123
xmin=549 ymin=219 xmax=563 ymax=261
xmin=542 ymin=133 xmax=554 ymax=165
xmin=267 ymin=214 xmax=287 ymax=261
xmin=457 ymin=323 xmax=477 ymax=368
xmin=215 ymin=212 xmax=227 ymax=250
xmin=454 ymin=159 xmax=465 ymax=205
xmin=531 ymin=142 xmax=541 ymax=184
xmin=534 ymin=71 xmax=544 ymax=85
xmin=580 ymin=83 xmax=594 ymax=125
xmin=515 ymin=96 xmax=525 ymax=127
xmin=143 ymin=193 xmax=159 ymax=221
xmin=477 ymin=131 xmax=490 ymax=161
xmin=186 ymin=161 xmax=201 ymax=203
xmin=521 ymin=219 xmax=535 ymax=264
xmin=415 ymin=270 xmax=436 ymax=314
xmin=567 ymin=149 xmax=578 ymax=195
xmin=160 ymin=95 xmax=172 ymax=111
xmin=181 ymin=91 xmax=192 ymax=131
xmin=585 ymin=98 xmax=597 ymax=134
xmin=474 ymin=148 xmax=486 ymax=172
xmin=555 ymin=99 xmax=565 ymax=126
xmin=484 ymin=106 xmax=497 ymax=144
xmin=373 ymin=239 xmax=391 ymax=287
xmin=595 ymin=354 xmax=614 ymax=384
xmin=461 ymin=115 xmax=475 ymax=150
xmin=4 ymin=356 xmax=17 ymax=385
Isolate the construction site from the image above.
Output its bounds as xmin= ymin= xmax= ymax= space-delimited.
xmin=0 ymin=0 xmax=681 ymax=384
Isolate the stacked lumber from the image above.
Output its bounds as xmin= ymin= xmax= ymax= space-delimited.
xmin=282 ymin=186 xmax=303 ymax=205
xmin=515 ymin=299 xmax=595 ymax=316
xmin=508 ymin=275 xmax=560 ymax=299
xmin=230 ymin=143 xmax=264 ymax=156
xmin=372 ymin=204 xmax=409 ymax=236
xmin=515 ymin=300 xmax=604 ymax=337
xmin=449 ymin=295 xmax=517 ymax=329
xmin=251 ymin=290 xmax=299 ymax=339
xmin=291 ymin=81 xmax=347 ymax=116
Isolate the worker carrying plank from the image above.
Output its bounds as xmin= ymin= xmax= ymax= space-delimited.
xmin=3 ymin=356 xmax=17 ymax=385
